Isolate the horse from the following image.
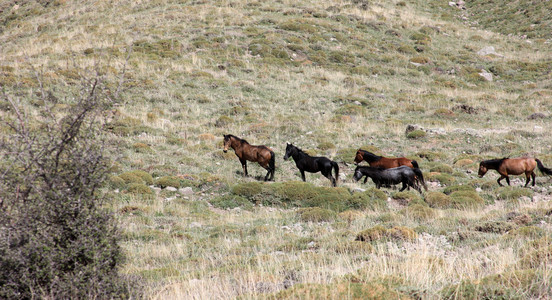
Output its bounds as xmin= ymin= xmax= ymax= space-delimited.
xmin=353 ymin=165 xmax=426 ymax=193
xmin=478 ymin=157 xmax=552 ymax=187
xmin=283 ymin=143 xmax=339 ymax=187
xmin=354 ymin=149 xmax=419 ymax=169
xmin=223 ymin=134 xmax=275 ymax=181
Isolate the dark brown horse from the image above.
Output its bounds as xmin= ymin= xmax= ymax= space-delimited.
xmin=354 ymin=149 xmax=419 ymax=169
xmin=223 ymin=134 xmax=275 ymax=181
xmin=478 ymin=157 xmax=552 ymax=187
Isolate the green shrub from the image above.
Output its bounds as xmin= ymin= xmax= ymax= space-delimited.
xmin=231 ymin=182 xmax=263 ymax=198
xmin=108 ymin=175 xmax=126 ymax=189
xmin=474 ymin=221 xmax=514 ymax=234
xmin=406 ymin=130 xmax=426 ymax=139
xmin=391 ymin=191 xmax=421 ymax=205
xmin=424 ymin=191 xmax=450 ymax=208
xmin=297 ymin=207 xmax=337 ymax=222
xmin=209 ymin=194 xmax=253 ymax=210
xmin=356 ymin=225 xmax=417 ymax=242
xmin=508 ymin=226 xmax=545 ymax=239
xmin=429 ymin=163 xmax=453 ymax=174
xmin=449 ymin=190 xmax=484 ymax=209
xmin=443 ymin=185 xmax=475 ymax=195
xmin=127 ymin=183 xmax=153 ymax=195
xmin=427 ymin=173 xmax=456 ymax=185
xmin=155 ymin=176 xmax=181 ymax=189
xmin=498 ymin=187 xmax=533 ymax=200
xmin=119 ymin=170 xmax=153 ymax=185
xmin=334 ymin=148 xmax=357 ymax=164
xmin=348 ymin=188 xmax=388 ymax=211
xmin=215 ymin=115 xmax=233 ymax=127
xmin=401 ymin=204 xmax=436 ymax=221
xmin=119 ymin=172 xmax=145 ymax=185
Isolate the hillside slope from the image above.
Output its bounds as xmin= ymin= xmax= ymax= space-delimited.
xmin=1 ymin=0 xmax=552 ymax=298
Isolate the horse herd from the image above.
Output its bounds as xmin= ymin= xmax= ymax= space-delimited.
xmin=223 ymin=134 xmax=552 ymax=193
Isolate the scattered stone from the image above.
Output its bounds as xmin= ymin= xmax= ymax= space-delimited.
xmin=179 ymin=187 xmax=194 ymax=195
xmin=405 ymin=124 xmax=423 ymax=134
xmin=352 ymin=187 xmax=367 ymax=193
xmin=475 ymin=187 xmax=483 ymax=193
xmin=166 ymin=186 xmax=177 ymax=192
xmin=477 ymin=46 xmax=497 ymax=56
xmin=151 ymin=186 xmax=162 ymax=193
xmin=478 ymin=69 xmax=493 ymax=81
xmin=453 ymin=104 xmax=478 ymax=114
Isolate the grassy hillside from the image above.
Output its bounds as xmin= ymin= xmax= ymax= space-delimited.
xmin=2 ymin=0 xmax=552 ymax=298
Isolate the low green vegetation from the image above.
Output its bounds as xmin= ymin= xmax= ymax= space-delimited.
xmin=2 ymin=0 xmax=552 ymax=298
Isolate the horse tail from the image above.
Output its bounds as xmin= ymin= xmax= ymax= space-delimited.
xmin=413 ymin=168 xmax=427 ymax=191
xmin=411 ymin=160 xmax=419 ymax=169
xmin=332 ymin=161 xmax=339 ymax=184
xmin=536 ymin=159 xmax=552 ymax=176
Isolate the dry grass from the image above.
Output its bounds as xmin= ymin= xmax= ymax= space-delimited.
xmin=2 ymin=0 xmax=552 ymax=298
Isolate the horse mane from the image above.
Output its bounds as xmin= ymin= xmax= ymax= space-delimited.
xmin=227 ymin=134 xmax=249 ymax=145
xmin=481 ymin=157 xmax=507 ymax=169
xmin=360 ymin=150 xmax=382 ymax=162
xmin=291 ymin=144 xmax=308 ymax=155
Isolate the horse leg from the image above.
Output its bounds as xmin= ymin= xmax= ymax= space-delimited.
xmin=497 ymin=175 xmax=506 ymax=186
xmin=524 ymin=173 xmax=531 ymax=187
xmin=300 ymin=169 xmax=306 ymax=182
xmin=531 ymin=172 xmax=536 ymax=186
xmin=264 ymin=167 xmax=271 ymax=181
xmin=505 ymin=176 xmax=510 ymax=186
xmin=240 ymin=158 xmax=248 ymax=176
xmin=363 ymin=176 xmax=368 ymax=184
xmin=399 ymin=181 xmax=407 ymax=192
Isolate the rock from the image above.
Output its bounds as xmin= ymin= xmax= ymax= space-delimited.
xmin=179 ymin=187 xmax=194 ymax=195
xmin=151 ymin=186 xmax=162 ymax=193
xmin=448 ymin=1 xmax=456 ymax=7
xmin=475 ymin=187 xmax=483 ymax=193
xmin=166 ymin=186 xmax=177 ymax=192
xmin=478 ymin=69 xmax=493 ymax=81
xmin=405 ymin=124 xmax=423 ymax=134
xmin=477 ymin=46 xmax=503 ymax=57
xmin=352 ymin=187 xmax=367 ymax=193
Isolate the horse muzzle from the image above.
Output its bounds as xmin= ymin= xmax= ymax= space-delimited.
xmin=223 ymin=149 xmax=228 ymax=153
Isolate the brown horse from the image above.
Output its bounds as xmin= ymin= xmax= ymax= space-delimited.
xmin=354 ymin=149 xmax=419 ymax=169
xmin=478 ymin=157 xmax=552 ymax=187
xmin=223 ymin=134 xmax=275 ymax=181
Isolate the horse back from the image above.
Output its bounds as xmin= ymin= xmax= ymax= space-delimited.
xmin=502 ymin=158 xmax=536 ymax=175
xmin=241 ymin=144 xmax=272 ymax=162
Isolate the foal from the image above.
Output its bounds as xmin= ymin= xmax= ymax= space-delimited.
xmin=283 ymin=143 xmax=339 ymax=187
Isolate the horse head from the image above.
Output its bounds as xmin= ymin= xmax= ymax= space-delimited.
xmin=478 ymin=162 xmax=488 ymax=177
xmin=223 ymin=134 xmax=230 ymax=153
xmin=354 ymin=149 xmax=364 ymax=165
xmin=283 ymin=143 xmax=295 ymax=160
xmin=353 ymin=167 xmax=363 ymax=181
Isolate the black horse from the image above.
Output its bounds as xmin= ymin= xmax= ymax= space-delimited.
xmin=283 ymin=143 xmax=339 ymax=187
xmin=353 ymin=166 xmax=426 ymax=193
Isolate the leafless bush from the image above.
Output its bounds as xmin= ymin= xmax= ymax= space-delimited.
xmin=0 ymin=74 xmax=134 ymax=298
